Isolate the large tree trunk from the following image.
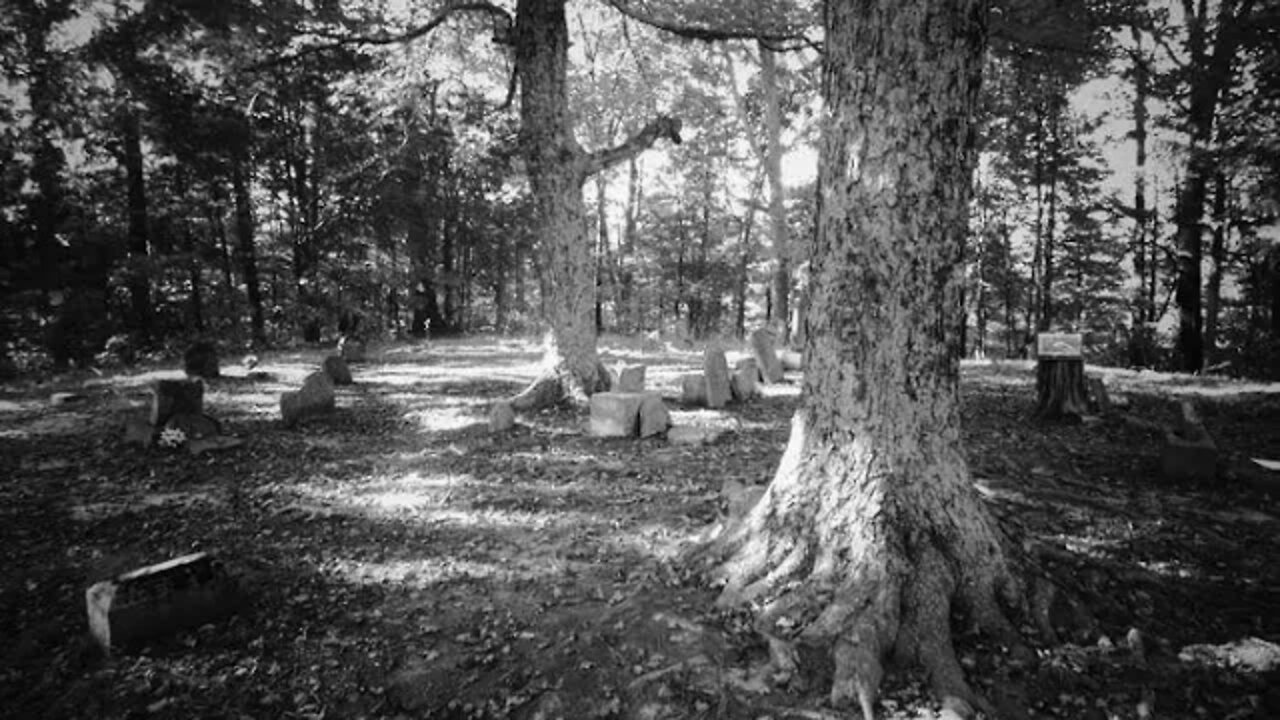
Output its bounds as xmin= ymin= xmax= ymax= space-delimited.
xmin=709 ymin=2 xmax=1033 ymax=717
xmin=509 ymin=0 xmax=679 ymax=409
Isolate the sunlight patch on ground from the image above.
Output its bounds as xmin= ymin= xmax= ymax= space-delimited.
xmin=326 ymin=557 xmax=513 ymax=586
xmin=406 ymin=404 xmax=486 ymax=432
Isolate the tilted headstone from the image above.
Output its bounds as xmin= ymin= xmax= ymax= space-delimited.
xmin=638 ymin=394 xmax=670 ymax=438
xmin=151 ymin=379 xmax=203 ymax=427
xmin=280 ymin=371 xmax=336 ymax=428
xmin=85 ymin=552 xmax=242 ymax=651
xmin=183 ymin=341 xmax=220 ymax=379
xmin=750 ymin=329 xmax=784 ymax=383
xmin=703 ymin=346 xmax=732 ymax=409
xmin=680 ymin=374 xmax=708 ymax=406
xmin=489 ymin=401 xmax=516 ymax=432
xmin=322 ymin=355 xmax=354 ymax=386
xmin=588 ymin=392 xmax=645 ymax=437
xmin=731 ymin=358 xmax=759 ymax=402
xmin=615 ymin=364 xmax=646 ymax=393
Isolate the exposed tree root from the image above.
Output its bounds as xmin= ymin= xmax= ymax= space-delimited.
xmin=700 ymin=429 xmax=1080 ymax=720
xmin=508 ymin=360 xmax=613 ymax=412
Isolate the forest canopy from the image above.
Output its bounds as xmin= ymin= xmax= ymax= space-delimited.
xmin=1 ymin=0 xmax=1278 ymax=378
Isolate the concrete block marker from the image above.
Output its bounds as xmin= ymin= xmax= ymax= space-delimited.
xmin=86 ymin=552 xmax=243 ymax=652
xmin=588 ymin=392 xmax=645 ymax=437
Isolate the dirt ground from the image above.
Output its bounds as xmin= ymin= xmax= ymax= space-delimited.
xmin=2 ymin=336 xmax=1279 ymax=720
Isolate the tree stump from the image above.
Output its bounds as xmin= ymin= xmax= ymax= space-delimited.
xmin=1035 ymin=333 xmax=1087 ymax=419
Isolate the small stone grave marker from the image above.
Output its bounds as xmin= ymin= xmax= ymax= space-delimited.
xmin=615 ymin=364 xmax=646 ymax=392
xmin=680 ymin=374 xmax=708 ymax=406
xmin=489 ymin=401 xmax=516 ymax=432
xmin=703 ymin=346 xmax=732 ymax=409
xmin=280 ymin=371 xmax=336 ymax=428
xmin=750 ymin=329 xmax=784 ymax=383
xmin=151 ymin=379 xmax=203 ymax=427
xmin=588 ymin=392 xmax=645 ymax=437
xmin=183 ymin=341 xmax=220 ymax=379
xmin=731 ymin=358 xmax=759 ymax=402
xmin=638 ymin=394 xmax=670 ymax=438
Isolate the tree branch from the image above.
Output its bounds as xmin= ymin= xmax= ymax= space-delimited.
xmin=601 ymin=0 xmax=821 ymax=53
xmin=582 ymin=115 xmax=682 ymax=177
xmin=245 ymin=1 xmax=513 ymax=71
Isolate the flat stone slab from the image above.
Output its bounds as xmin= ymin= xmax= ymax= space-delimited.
xmin=86 ymin=552 xmax=242 ymax=651
xmin=667 ymin=426 xmax=726 ymax=446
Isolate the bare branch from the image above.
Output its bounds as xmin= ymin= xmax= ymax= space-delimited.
xmin=582 ymin=115 xmax=682 ymax=177
xmin=245 ymin=1 xmax=513 ymax=71
xmin=601 ymin=0 xmax=821 ymax=53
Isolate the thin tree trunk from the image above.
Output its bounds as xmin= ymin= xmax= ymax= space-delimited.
xmin=231 ymin=154 xmax=266 ymax=346
xmin=760 ymin=42 xmax=791 ymax=341
xmin=121 ymin=107 xmax=153 ymax=338
xmin=1204 ymin=171 xmax=1227 ymax=363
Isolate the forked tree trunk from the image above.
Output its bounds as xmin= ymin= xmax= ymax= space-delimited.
xmin=708 ymin=2 xmax=1034 ymax=717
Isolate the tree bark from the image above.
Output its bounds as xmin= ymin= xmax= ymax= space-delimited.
xmin=121 ymin=106 xmax=153 ymax=339
xmin=760 ymin=42 xmax=791 ymax=342
xmin=509 ymin=0 xmax=679 ymax=409
xmin=708 ymin=2 xmax=1034 ymax=717
xmin=1204 ymin=171 xmax=1227 ymax=365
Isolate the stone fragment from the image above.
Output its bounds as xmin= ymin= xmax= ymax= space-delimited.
xmin=164 ymin=412 xmax=221 ymax=440
xmin=151 ymin=379 xmax=204 ymax=427
xmin=280 ymin=371 xmax=336 ymax=428
xmin=731 ymin=358 xmax=759 ymax=402
xmin=322 ymin=354 xmax=353 ymax=385
xmin=703 ymin=346 xmax=732 ymax=409
xmin=750 ymin=329 xmax=784 ymax=383
xmin=779 ymin=350 xmax=803 ymax=372
xmin=615 ymin=364 xmax=646 ymax=392
xmin=588 ymin=392 xmax=645 ymax=437
xmin=85 ymin=552 xmax=242 ymax=651
xmin=680 ymin=374 xmax=707 ymax=406
xmin=188 ymin=436 xmax=244 ymax=455
xmin=489 ymin=401 xmax=516 ymax=432
xmin=183 ymin=341 xmax=220 ymax=379
xmin=638 ymin=394 xmax=670 ymax=438
xmin=50 ymin=392 xmax=88 ymax=407
xmin=667 ymin=425 xmax=725 ymax=446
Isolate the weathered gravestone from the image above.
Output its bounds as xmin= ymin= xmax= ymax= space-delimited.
xmin=322 ymin=354 xmax=354 ymax=386
xmin=1160 ymin=400 xmax=1218 ymax=483
xmin=680 ymin=374 xmax=708 ymax=406
xmin=151 ymin=379 xmax=203 ymax=427
xmin=589 ymin=392 xmax=645 ymax=437
xmin=489 ymin=400 xmax=516 ymax=433
xmin=731 ymin=358 xmax=759 ymax=402
xmin=614 ymin=364 xmax=646 ymax=393
xmin=703 ymin=346 xmax=732 ymax=409
xmin=183 ymin=341 xmax=220 ymax=379
xmin=779 ymin=349 xmax=803 ymax=372
xmin=750 ymin=329 xmax=784 ymax=383
xmin=280 ymin=371 xmax=336 ymax=428
xmin=85 ymin=552 xmax=242 ymax=651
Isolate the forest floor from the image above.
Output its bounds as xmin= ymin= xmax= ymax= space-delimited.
xmin=2 ymin=336 xmax=1280 ymax=720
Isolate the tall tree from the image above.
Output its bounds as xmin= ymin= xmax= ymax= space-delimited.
xmin=707 ymin=1 xmax=1047 ymax=717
